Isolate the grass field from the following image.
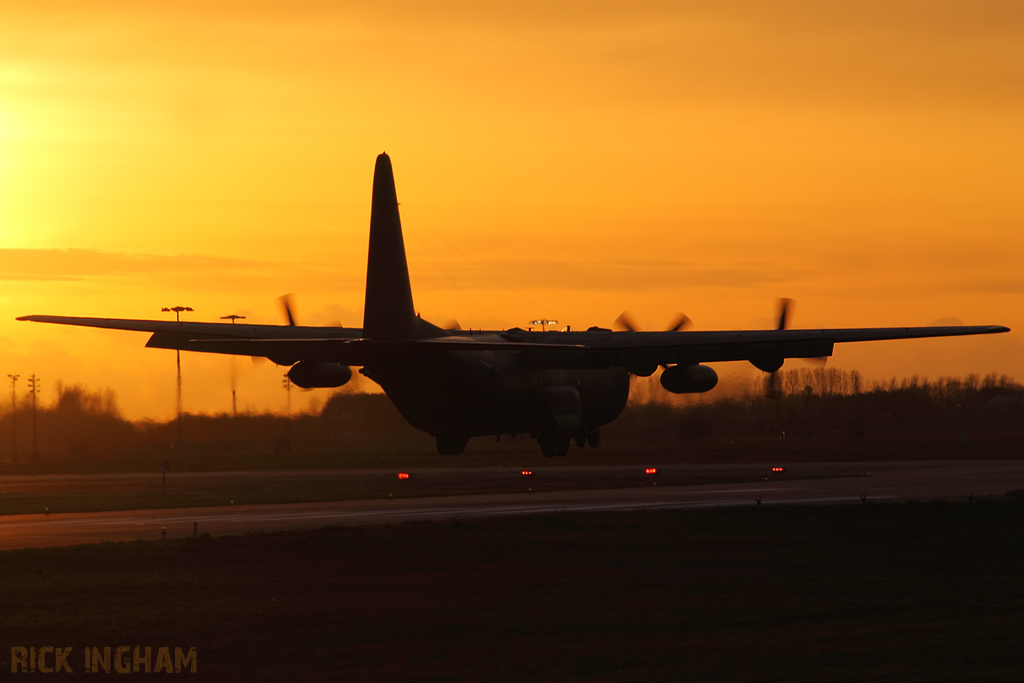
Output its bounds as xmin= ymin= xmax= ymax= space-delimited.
xmin=2 ymin=500 xmax=1023 ymax=681
xmin=1 ymin=433 xmax=1022 ymax=478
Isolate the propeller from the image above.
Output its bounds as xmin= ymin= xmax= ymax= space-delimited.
xmin=613 ymin=312 xmax=639 ymax=333
xmin=614 ymin=311 xmax=694 ymax=377
xmin=254 ymin=294 xmax=299 ymax=366
xmin=775 ymin=298 xmax=792 ymax=331
xmin=765 ymin=365 xmax=781 ymax=399
xmin=761 ymin=298 xmax=827 ymax=399
xmin=614 ymin=311 xmax=693 ymax=333
xmin=278 ymin=294 xmax=297 ymax=326
xmin=778 ymin=298 xmax=826 ymax=365
xmin=764 ymin=298 xmax=791 ymax=399
xmin=666 ymin=312 xmax=693 ymax=332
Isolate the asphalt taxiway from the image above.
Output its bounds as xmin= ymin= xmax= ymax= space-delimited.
xmin=1 ymin=459 xmax=1022 ymax=550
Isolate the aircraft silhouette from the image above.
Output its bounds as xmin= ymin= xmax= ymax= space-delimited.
xmin=18 ymin=154 xmax=1011 ymax=457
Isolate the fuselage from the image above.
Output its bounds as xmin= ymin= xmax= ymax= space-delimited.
xmin=363 ymin=337 xmax=629 ymax=439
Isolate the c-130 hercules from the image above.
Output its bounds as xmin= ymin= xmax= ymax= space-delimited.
xmin=19 ymin=154 xmax=1010 ymax=457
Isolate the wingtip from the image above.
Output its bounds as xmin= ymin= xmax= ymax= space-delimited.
xmin=15 ymin=315 xmax=34 ymax=321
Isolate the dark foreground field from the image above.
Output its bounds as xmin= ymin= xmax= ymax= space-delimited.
xmin=3 ymin=501 xmax=1024 ymax=682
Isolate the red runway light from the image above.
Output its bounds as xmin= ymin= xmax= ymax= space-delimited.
xmin=772 ymin=467 xmax=785 ymax=473
xmin=398 ymin=472 xmax=410 ymax=479
xmin=645 ymin=468 xmax=657 ymax=475
xmin=521 ymin=470 xmax=533 ymax=476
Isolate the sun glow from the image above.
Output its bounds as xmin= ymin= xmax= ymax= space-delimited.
xmin=0 ymin=2 xmax=1020 ymax=420
xmin=0 ymin=104 xmax=25 ymax=249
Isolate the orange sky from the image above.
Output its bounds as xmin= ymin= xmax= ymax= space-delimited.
xmin=1 ymin=1 xmax=1021 ymax=420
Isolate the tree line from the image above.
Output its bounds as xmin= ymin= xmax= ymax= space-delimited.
xmin=0 ymin=370 xmax=1020 ymax=461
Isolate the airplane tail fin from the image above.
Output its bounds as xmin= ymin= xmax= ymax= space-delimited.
xmin=362 ymin=153 xmax=419 ymax=340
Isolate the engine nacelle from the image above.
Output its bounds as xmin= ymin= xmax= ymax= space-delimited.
xmin=287 ymin=361 xmax=353 ymax=389
xmin=750 ymin=357 xmax=784 ymax=373
xmin=660 ymin=364 xmax=719 ymax=394
xmin=628 ymin=364 xmax=658 ymax=377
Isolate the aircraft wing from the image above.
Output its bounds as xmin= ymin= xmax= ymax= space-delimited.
xmin=497 ymin=324 xmax=1012 ymax=370
xmin=162 ymin=336 xmax=586 ymax=366
xmin=15 ymin=315 xmax=358 ymax=339
xmin=175 ymin=323 xmax=1009 ymax=369
xmin=15 ymin=315 xmax=364 ymax=364
xmin=14 ymin=315 xmax=584 ymax=366
xmin=15 ymin=314 xmax=1010 ymax=370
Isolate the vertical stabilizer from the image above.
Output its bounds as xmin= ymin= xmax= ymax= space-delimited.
xmin=363 ymin=153 xmax=418 ymax=340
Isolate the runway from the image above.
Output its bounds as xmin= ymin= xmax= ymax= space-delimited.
xmin=1 ymin=459 xmax=1022 ymax=550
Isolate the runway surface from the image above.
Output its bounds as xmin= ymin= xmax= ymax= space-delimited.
xmin=1 ymin=459 xmax=1022 ymax=550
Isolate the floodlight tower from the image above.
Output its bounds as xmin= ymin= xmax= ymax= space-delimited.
xmin=282 ymin=374 xmax=292 ymax=449
xmin=221 ymin=314 xmax=246 ymax=439
xmin=7 ymin=374 xmax=19 ymax=462
xmin=26 ymin=375 xmax=39 ymax=461
xmin=161 ymin=306 xmax=194 ymax=447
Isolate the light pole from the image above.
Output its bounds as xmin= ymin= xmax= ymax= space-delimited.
xmin=27 ymin=375 xmax=39 ymax=461
xmin=161 ymin=306 xmax=193 ymax=448
xmin=220 ymin=315 xmax=246 ymax=436
xmin=7 ymin=374 xmax=19 ymax=462
xmin=282 ymin=374 xmax=292 ymax=450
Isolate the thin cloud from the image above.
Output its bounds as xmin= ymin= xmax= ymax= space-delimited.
xmin=0 ymin=248 xmax=258 ymax=281
xmin=408 ymin=258 xmax=816 ymax=292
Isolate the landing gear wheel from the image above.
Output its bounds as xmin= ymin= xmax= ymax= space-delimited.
xmin=539 ymin=437 xmax=570 ymax=458
xmin=575 ymin=434 xmax=587 ymax=448
xmin=436 ymin=435 xmax=468 ymax=455
xmin=587 ymin=429 xmax=600 ymax=448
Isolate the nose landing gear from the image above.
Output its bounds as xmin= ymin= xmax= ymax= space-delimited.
xmin=436 ymin=434 xmax=468 ymax=455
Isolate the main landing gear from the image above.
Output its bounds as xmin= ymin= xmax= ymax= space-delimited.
xmin=540 ymin=429 xmax=600 ymax=457
xmin=436 ymin=435 xmax=468 ymax=455
xmin=539 ymin=436 xmax=570 ymax=458
xmin=436 ymin=428 xmax=600 ymax=457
